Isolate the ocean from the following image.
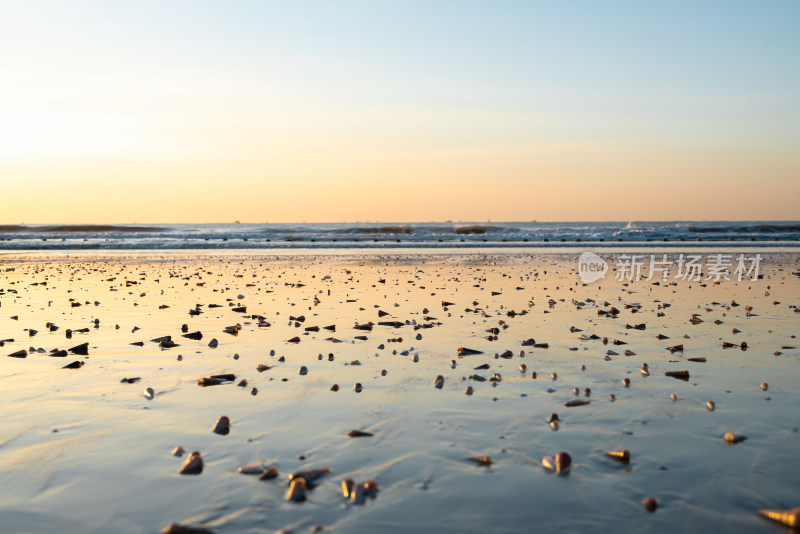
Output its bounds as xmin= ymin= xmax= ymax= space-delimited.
xmin=0 ymin=221 xmax=799 ymax=250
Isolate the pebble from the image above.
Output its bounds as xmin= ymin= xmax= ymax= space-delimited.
xmin=179 ymin=452 xmax=203 ymax=475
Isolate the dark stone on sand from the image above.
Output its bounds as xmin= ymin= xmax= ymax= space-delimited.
xmin=50 ymin=349 xmax=68 ymax=357
xmin=182 ymin=331 xmax=203 ymax=340
xmin=348 ymin=429 xmax=373 ymax=437
xmin=63 ymin=360 xmax=84 ymax=369
xmin=69 ymin=342 xmax=89 ymax=355
xmin=162 ymin=523 xmax=214 ymax=534
xmin=7 ymin=349 xmax=27 ymax=358
xmin=564 ymin=399 xmax=590 ymax=407
xmin=287 ymin=336 xmax=301 ymax=343
xmin=231 ymin=306 xmax=247 ymax=313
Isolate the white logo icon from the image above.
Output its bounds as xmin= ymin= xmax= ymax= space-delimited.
xmin=578 ymin=252 xmax=608 ymax=284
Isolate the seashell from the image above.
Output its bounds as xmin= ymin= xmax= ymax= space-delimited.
xmin=162 ymin=523 xmax=214 ymax=534
xmin=665 ymin=370 xmax=690 ymax=380
xmin=467 ymin=456 xmax=492 ymax=466
xmin=550 ymin=414 xmax=561 ymax=425
xmin=363 ymin=479 xmax=379 ymax=498
xmin=606 ymin=450 xmax=630 ymax=464
xmin=285 ymin=478 xmax=307 ymax=502
xmin=172 ymin=446 xmax=185 ymax=457
xmin=350 ymin=481 xmax=366 ymax=504
xmin=724 ymin=432 xmax=747 ymax=444
xmin=758 ymin=507 xmax=800 ymax=528
xmin=572 ymin=387 xmax=580 ymax=395
xmin=644 ymin=497 xmax=658 ymax=513
xmin=238 ymin=463 xmax=265 ymax=475
xmin=143 ymin=387 xmax=155 ymax=400
xmin=465 ymin=386 xmax=474 ymax=396
xmin=289 ymin=467 xmax=330 ymax=484
xmin=707 ymin=400 xmax=716 ymax=411
xmin=212 ymin=416 xmax=231 ymax=435
xmin=251 ymin=387 xmax=258 ymax=396
xmin=760 ymin=382 xmax=768 ymax=391
xmin=565 ymin=399 xmax=590 ymax=407
xmin=551 ymin=372 xmax=558 ymax=381
xmin=179 ymin=451 xmax=203 ymax=475
xmin=258 ymin=465 xmax=279 ymax=481
xmin=519 ymin=363 xmax=527 ymax=372
xmin=622 ymin=378 xmax=631 ymax=387
xmin=542 ymin=456 xmax=555 ymax=471
xmin=670 ymin=394 xmax=677 ymax=401
xmin=450 ymin=359 xmax=457 ymax=369
xmin=342 ymin=479 xmax=354 ymax=498
xmin=353 ymin=383 xmax=363 ymax=393
xmin=555 ymin=452 xmax=571 ymax=474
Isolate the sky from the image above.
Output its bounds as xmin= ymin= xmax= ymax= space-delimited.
xmin=0 ymin=0 xmax=798 ymax=223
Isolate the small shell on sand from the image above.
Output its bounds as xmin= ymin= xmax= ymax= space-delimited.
xmin=670 ymin=394 xmax=677 ymax=401
xmin=172 ymin=446 xmax=185 ymax=457
xmin=724 ymin=432 xmax=747 ymax=444
xmin=212 ymin=416 xmax=231 ymax=435
xmin=542 ymin=452 xmax=571 ymax=474
xmin=285 ymin=477 xmax=307 ymax=502
xmin=179 ymin=452 xmax=203 ymax=475
xmin=606 ymin=450 xmax=630 ymax=464
xmin=644 ymin=497 xmax=658 ymax=513
xmin=622 ymin=378 xmax=631 ymax=387
xmin=238 ymin=463 xmax=265 ymax=475
xmin=761 ymin=382 xmax=769 ymax=391
xmin=467 ymin=456 xmax=492 ymax=466
xmin=353 ymin=383 xmax=363 ymax=393
xmin=564 ymin=399 xmax=590 ymax=407
xmin=341 ymin=479 xmax=354 ymax=498
xmin=143 ymin=387 xmax=155 ymax=400
xmin=258 ymin=465 xmax=279 ymax=481
xmin=707 ymin=400 xmax=716 ymax=411
xmin=162 ymin=523 xmax=214 ymax=534
xmin=758 ymin=507 xmax=800 ymax=528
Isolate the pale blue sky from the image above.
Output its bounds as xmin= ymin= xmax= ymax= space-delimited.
xmin=1 ymin=1 xmax=798 ymax=222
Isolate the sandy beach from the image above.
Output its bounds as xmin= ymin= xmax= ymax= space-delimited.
xmin=1 ymin=251 xmax=799 ymax=533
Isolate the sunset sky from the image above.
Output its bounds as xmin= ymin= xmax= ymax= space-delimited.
xmin=1 ymin=1 xmax=798 ymax=223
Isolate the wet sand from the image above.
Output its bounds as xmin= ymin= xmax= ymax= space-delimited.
xmin=1 ymin=251 xmax=799 ymax=533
